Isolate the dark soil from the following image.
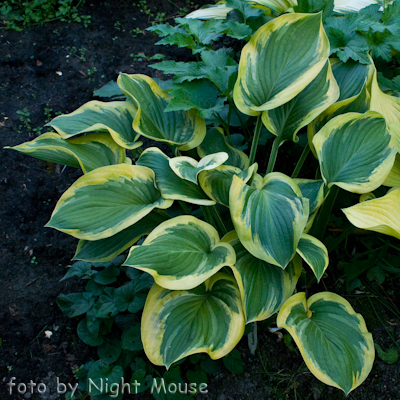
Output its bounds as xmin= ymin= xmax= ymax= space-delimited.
xmin=0 ymin=2 xmax=399 ymax=400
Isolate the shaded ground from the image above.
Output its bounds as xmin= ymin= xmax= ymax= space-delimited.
xmin=0 ymin=1 xmax=399 ymax=399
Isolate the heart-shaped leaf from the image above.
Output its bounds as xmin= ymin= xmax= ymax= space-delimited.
xmin=313 ymin=111 xmax=396 ymax=193
xmin=230 ymin=173 xmax=309 ymax=268
xmin=123 ymin=216 xmax=236 ymax=290
xmin=141 ymin=273 xmax=245 ymax=368
xmin=277 ymin=292 xmax=374 ymax=395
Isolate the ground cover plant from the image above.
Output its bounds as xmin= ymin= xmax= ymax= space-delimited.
xmin=0 ymin=0 xmax=91 ymax=30
xmin=4 ymin=0 xmax=400 ymax=399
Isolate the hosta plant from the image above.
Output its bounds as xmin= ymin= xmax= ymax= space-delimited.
xmin=7 ymin=1 xmax=400 ymax=396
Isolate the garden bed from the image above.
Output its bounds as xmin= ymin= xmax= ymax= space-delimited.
xmin=1 ymin=1 xmax=400 ymax=399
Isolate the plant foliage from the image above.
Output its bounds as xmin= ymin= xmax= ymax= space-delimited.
xmin=6 ymin=0 xmax=400 ymax=397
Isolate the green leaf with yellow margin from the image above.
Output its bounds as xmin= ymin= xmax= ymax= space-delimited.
xmin=343 ymin=188 xmax=400 ymax=240
xmin=137 ymin=147 xmax=215 ymax=206
xmin=5 ymin=132 xmax=127 ymax=174
xmin=233 ymin=13 xmax=330 ymax=116
xmin=45 ymin=101 xmax=142 ymax=150
xmin=296 ymin=233 xmax=329 ymax=282
xmin=294 ymin=179 xmax=325 ymax=233
xmin=199 ymin=164 xmax=258 ymax=207
xmin=123 ymin=216 xmax=236 ymax=290
xmin=46 ymin=164 xmax=172 ymax=240
xmin=312 ymin=111 xmax=396 ymax=194
xmin=308 ymin=84 xmax=370 ymax=157
xmin=370 ymin=66 xmax=400 ymax=152
xmin=277 ymin=292 xmax=374 ymax=395
xmin=73 ymin=212 xmax=169 ymax=262
xmin=331 ymin=58 xmax=374 ymax=104
xmin=294 ymin=179 xmax=325 ymax=216
xmin=242 ymin=0 xmax=296 ymax=14
xmin=169 ymin=152 xmax=229 ymax=184
xmin=118 ymin=74 xmax=206 ymax=151
xmin=262 ymin=60 xmax=339 ymax=143
xmin=307 ymin=58 xmax=373 ymax=156
xmin=229 ymin=172 xmax=309 ymax=269
xmin=383 ymin=154 xmax=400 ymax=187
xmin=222 ymin=231 xmax=302 ymax=323
xmin=141 ymin=273 xmax=245 ymax=368
xmin=197 ymin=127 xmax=249 ymax=170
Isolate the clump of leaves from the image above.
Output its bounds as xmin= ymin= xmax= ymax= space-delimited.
xmin=0 ymin=0 xmax=91 ymax=31
xmin=6 ymin=1 xmax=400 ymax=398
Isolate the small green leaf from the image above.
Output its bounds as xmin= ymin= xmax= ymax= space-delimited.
xmin=223 ymin=349 xmax=244 ymax=374
xmin=97 ymin=339 xmax=122 ymax=364
xmin=93 ymin=265 xmax=120 ymax=285
xmin=113 ymin=280 xmax=148 ymax=313
xmin=60 ymin=261 xmax=96 ymax=281
xmin=122 ymin=325 xmax=143 ymax=351
xmin=375 ymin=343 xmax=399 ymax=364
xmin=57 ymin=292 xmax=94 ymax=318
xmin=166 ymin=80 xmax=226 ymax=119
xmin=77 ymin=318 xmax=104 ymax=347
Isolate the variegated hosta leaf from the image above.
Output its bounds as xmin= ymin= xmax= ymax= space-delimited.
xmin=169 ymin=152 xmax=229 ymax=184
xmin=307 ymin=59 xmax=372 ymax=154
xmin=294 ymin=179 xmax=325 ymax=233
xmin=74 ymin=212 xmax=168 ymax=262
xmin=46 ymin=101 xmax=142 ymax=150
xmin=46 ymin=165 xmax=172 ymax=240
xmin=118 ymin=74 xmax=206 ymax=151
xmin=331 ymin=59 xmax=373 ymax=104
xmin=308 ymin=84 xmax=370 ymax=156
xmin=199 ymin=164 xmax=258 ymax=207
xmin=233 ymin=13 xmax=329 ymax=116
xmin=222 ymin=231 xmax=302 ymax=323
xmin=370 ymin=68 xmax=400 ymax=151
xmin=5 ymin=132 xmax=127 ymax=174
xmin=334 ymin=0 xmax=378 ymax=13
xmin=296 ymin=233 xmax=329 ymax=282
xmin=294 ymin=179 xmax=325 ymax=215
xmin=383 ymin=154 xmax=400 ymax=187
xmin=197 ymin=127 xmax=249 ymax=170
xmin=262 ymin=60 xmax=339 ymax=143
xmin=243 ymin=0 xmax=297 ymax=14
xmin=185 ymin=4 xmax=233 ymax=19
xmin=313 ymin=111 xmax=396 ymax=194
xmin=141 ymin=273 xmax=245 ymax=368
xmin=277 ymin=292 xmax=375 ymax=395
xmin=124 ymin=215 xmax=236 ymax=290
xmin=123 ymin=216 xmax=236 ymax=290
xmin=137 ymin=147 xmax=215 ymax=206
xmin=230 ymin=173 xmax=309 ymax=268
xmin=343 ymin=188 xmax=400 ymax=240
